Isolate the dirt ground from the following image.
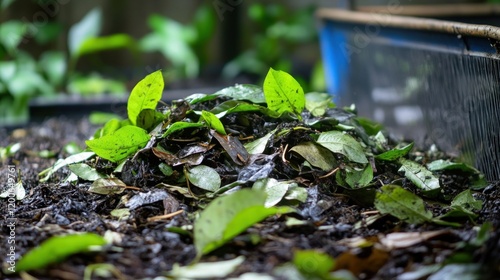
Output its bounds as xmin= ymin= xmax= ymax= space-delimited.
xmin=1 ymin=116 xmax=499 ymax=280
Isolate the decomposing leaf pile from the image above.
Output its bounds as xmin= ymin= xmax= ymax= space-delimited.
xmin=4 ymin=68 xmax=497 ymax=279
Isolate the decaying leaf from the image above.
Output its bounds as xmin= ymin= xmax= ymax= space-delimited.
xmin=211 ymin=130 xmax=249 ymax=165
xmin=88 ymin=178 xmax=126 ymax=195
xmin=290 ymin=141 xmax=337 ymax=171
xmin=398 ymin=158 xmax=440 ymax=196
xmin=375 ymin=185 xmax=433 ymax=225
xmin=125 ymin=189 xmax=170 ymax=210
xmin=187 ymin=165 xmax=221 ymax=192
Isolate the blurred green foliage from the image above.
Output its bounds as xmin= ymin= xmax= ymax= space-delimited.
xmin=139 ymin=4 xmax=216 ymax=81
xmin=222 ymin=3 xmax=324 ymax=92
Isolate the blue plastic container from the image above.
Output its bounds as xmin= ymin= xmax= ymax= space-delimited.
xmin=317 ymin=6 xmax=500 ymax=179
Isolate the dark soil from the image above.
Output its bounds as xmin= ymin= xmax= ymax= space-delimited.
xmin=1 ymin=116 xmax=500 ymax=280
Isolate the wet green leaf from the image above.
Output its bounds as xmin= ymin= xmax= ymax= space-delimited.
xmin=14 ymin=233 xmax=107 ymax=273
xmin=244 ymin=129 xmax=276 ymax=154
xmin=252 ymin=178 xmax=296 ymax=207
xmin=39 ymin=151 xmax=95 ymax=182
xmin=427 ymin=159 xmax=481 ymax=174
xmin=167 ymin=256 xmax=245 ymax=279
xmin=162 ymin=121 xmax=204 ymax=138
xmin=86 ymin=126 xmax=150 ymax=162
xmin=98 ymin=119 xmax=122 ymax=138
xmin=201 ymin=110 xmax=226 ymax=135
xmin=187 ymin=165 xmax=221 ymax=192
xmin=68 ymin=163 xmax=106 ymax=181
xmin=290 ymin=142 xmax=337 ymax=171
xmin=305 ymin=92 xmax=332 ymax=117
xmin=345 ymin=164 xmax=373 ymax=189
xmin=127 ymin=70 xmax=164 ymax=126
xmin=355 ymin=117 xmax=383 ymax=136
xmin=214 ymin=84 xmax=265 ymax=103
xmin=440 ymin=189 xmax=482 ymax=220
xmin=194 ymin=189 xmax=294 ymax=256
xmin=398 ymin=158 xmax=440 ymax=196
xmin=263 ymin=68 xmax=305 ymax=118
xmin=283 ymin=185 xmax=308 ymax=203
xmin=317 ymin=131 xmax=368 ymax=164
xmin=375 ymin=185 xmax=433 ymax=224
xmin=376 ymin=143 xmax=414 ymax=161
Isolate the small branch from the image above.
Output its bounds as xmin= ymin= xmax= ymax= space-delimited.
xmin=319 ymin=167 xmax=339 ymax=179
xmin=147 ymin=210 xmax=184 ymax=223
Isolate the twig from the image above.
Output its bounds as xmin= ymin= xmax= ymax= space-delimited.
xmin=147 ymin=210 xmax=184 ymax=223
xmin=319 ymin=167 xmax=339 ymax=179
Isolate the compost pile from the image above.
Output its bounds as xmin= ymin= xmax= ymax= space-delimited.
xmin=1 ymin=69 xmax=500 ymax=280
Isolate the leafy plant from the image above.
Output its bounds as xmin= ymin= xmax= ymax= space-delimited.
xmin=0 ymin=4 xmax=134 ymax=125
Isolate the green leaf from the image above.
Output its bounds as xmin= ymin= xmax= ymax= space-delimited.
xmin=162 ymin=121 xmax=204 ymax=138
xmin=68 ymin=163 xmax=106 ymax=181
xmin=440 ymin=189 xmax=482 ymax=220
xmin=68 ymin=7 xmax=102 ymax=57
xmin=214 ymin=84 xmax=265 ymax=103
xmin=284 ymin=185 xmax=308 ymax=203
xmin=0 ymin=21 xmax=27 ymax=54
xmin=427 ymin=159 xmax=481 ymax=174
xmin=76 ymin=34 xmax=136 ymax=58
xmin=345 ymin=164 xmax=373 ymax=189
xmin=252 ymin=178 xmax=295 ymax=207
xmin=211 ymin=100 xmax=281 ymax=119
xmin=376 ymin=143 xmax=414 ymax=161
xmin=290 ymin=142 xmax=337 ymax=171
xmin=355 ymin=117 xmax=384 ymax=136
xmin=85 ymin=126 xmax=150 ymax=162
xmin=305 ymin=92 xmax=332 ymax=117
xmin=127 ymin=70 xmax=164 ymax=125
xmin=187 ymin=165 xmax=221 ymax=192
xmin=39 ymin=51 xmax=66 ymax=87
xmin=263 ymin=68 xmax=305 ymax=118
xmin=244 ymin=129 xmax=276 ymax=154
xmin=201 ymin=110 xmax=226 ymax=135
xmin=136 ymin=108 xmax=164 ymax=131
xmin=39 ymin=151 xmax=96 ymax=182
xmin=167 ymin=256 xmax=245 ymax=279
xmin=375 ymin=185 xmax=433 ymax=224
xmin=14 ymin=233 xmax=107 ymax=273
xmin=398 ymin=158 xmax=440 ymax=196
xmin=194 ymin=189 xmax=294 ymax=256
xmin=293 ymin=250 xmax=336 ymax=279
xmin=0 ymin=142 xmax=21 ymax=160
xmin=317 ymin=131 xmax=368 ymax=164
